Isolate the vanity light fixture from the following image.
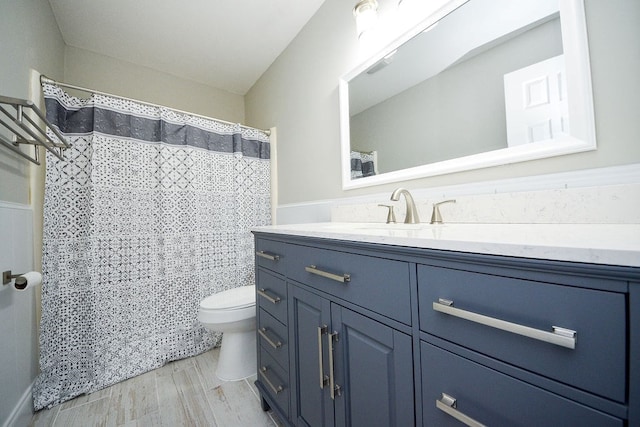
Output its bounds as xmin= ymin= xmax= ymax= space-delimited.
xmin=353 ymin=0 xmax=379 ymax=39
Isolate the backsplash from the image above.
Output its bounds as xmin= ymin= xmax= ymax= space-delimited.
xmin=275 ymin=164 xmax=640 ymax=225
xmin=331 ymin=182 xmax=640 ymax=224
xmin=331 ymin=184 xmax=640 ymax=224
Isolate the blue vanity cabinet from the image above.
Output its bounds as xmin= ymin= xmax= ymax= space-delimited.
xmin=254 ymin=239 xmax=291 ymax=423
xmin=254 ymin=233 xmax=415 ymax=427
xmin=254 ymin=232 xmax=639 ymax=427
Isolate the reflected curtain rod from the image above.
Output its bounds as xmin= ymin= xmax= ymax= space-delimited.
xmin=40 ymin=75 xmax=270 ymax=136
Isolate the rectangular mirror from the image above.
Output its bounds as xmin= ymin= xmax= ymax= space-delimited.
xmin=340 ymin=0 xmax=595 ymax=189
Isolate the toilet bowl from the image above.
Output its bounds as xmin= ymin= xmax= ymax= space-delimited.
xmin=198 ymin=285 xmax=256 ymax=381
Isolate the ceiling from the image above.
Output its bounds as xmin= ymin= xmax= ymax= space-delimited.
xmin=48 ymin=0 xmax=326 ymax=95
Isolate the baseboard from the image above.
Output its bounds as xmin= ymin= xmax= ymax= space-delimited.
xmin=0 ymin=201 xmax=32 ymax=210
xmin=2 ymin=381 xmax=34 ymax=427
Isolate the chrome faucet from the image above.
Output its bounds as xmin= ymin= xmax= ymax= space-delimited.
xmin=430 ymin=199 xmax=456 ymax=224
xmin=390 ymin=188 xmax=420 ymax=224
xmin=378 ymin=204 xmax=397 ymax=224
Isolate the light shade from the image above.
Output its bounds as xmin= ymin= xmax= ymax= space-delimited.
xmin=353 ymin=0 xmax=379 ymax=39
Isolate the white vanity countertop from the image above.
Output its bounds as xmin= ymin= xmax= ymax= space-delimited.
xmin=252 ymin=222 xmax=640 ymax=267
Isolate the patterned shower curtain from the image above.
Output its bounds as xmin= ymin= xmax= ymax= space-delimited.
xmin=33 ymin=83 xmax=271 ymax=409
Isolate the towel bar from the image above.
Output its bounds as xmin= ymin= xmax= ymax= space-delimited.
xmin=0 ymin=94 xmax=70 ymax=165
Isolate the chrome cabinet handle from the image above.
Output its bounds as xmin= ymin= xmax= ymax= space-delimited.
xmin=256 ymin=250 xmax=280 ymax=261
xmin=318 ymin=326 xmax=328 ymax=389
xmin=258 ymin=327 xmax=282 ymax=349
xmin=327 ymin=331 xmax=341 ymax=400
xmin=433 ymin=298 xmax=577 ymax=349
xmin=305 ymin=265 xmax=351 ymax=283
xmin=257 ymin=288 xmax=281 ymax=304
xmin=436 ymin=393 xmax=486 ymax=427
xmin=259 ymin=366 xmax=284 ymax=394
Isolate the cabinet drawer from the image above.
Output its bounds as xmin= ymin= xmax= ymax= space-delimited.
xmin=421 ymin=341 xmax=622 ymax=427
xmin=288 ymin=244 xmax=412 ymax=324
xmin=255 ymin=238 xmax=289 ymax=275
xmin=258 ymin=345 xmax=289 ymax=416
xmin=257 ymin=308 xmax=288 ymax=369
xmin=418 ymin=264 xmax=627 ymax=402
xmin=256 ymin=269 xmax=287 ymax=324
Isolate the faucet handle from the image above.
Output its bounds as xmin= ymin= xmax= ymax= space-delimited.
xmin=430 ymin=199 xmax=456 ymax=224
xmin=378 ymin=204 xmax=397 ymax=224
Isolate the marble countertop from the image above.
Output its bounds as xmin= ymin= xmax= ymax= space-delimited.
xmin=252 ymin=222 xmax=640 ymax=267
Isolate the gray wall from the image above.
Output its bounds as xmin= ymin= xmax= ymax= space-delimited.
xmin=245 ymin=0 xmax=640 ymax=205
xmin=0 ymin=0 xmax=65 ymax=204
xmin=0 ymin=0 xmax=65 ymax=424
xmin=64 ymin=46 xmax=245 ymax=124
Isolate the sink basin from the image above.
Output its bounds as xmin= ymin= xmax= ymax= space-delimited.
xmin=355 ymin=223 xmax=438 ymax=231
xmin=321 ymin=222 xmax=440 ymax=232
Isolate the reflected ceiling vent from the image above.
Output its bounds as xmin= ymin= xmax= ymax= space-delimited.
xmin=366 ymin=50 xmax=397 ymax=74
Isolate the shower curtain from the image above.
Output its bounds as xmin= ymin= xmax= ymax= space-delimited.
xmin=350 ymin=150 xmax=377 ymax=178
xmin=33 ymin=83 xmax=271 ymax=409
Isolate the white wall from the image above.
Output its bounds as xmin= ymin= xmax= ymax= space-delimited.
xmin=245 ymin=0 xmax=640 ymax=206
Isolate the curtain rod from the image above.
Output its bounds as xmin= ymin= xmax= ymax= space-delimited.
xmin=40 ymin=75 xmax=270 ymax=136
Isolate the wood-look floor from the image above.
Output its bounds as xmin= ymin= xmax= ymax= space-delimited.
xmin=31 ymin=348 xmax=283 ymax=427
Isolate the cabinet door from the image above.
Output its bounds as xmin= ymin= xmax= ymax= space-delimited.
xmin=289 ymin=285 xmax=334 ymax=427
xmin=332 ymin=305 xmax=414 ymax=427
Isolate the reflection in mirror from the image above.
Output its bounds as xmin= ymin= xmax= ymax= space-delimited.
xmin=340 ymin=0 xmax=595 ymax=189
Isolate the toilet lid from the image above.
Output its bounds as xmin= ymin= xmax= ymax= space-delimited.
xmin=200 ymin=285 xmax=255 ymax=310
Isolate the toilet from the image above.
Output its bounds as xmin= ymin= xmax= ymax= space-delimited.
xmin=198 ymin=285 xmax=256 ymax=381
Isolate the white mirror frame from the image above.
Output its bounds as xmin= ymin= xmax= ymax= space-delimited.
xmin=340 ymin=0 xmax=595 ymax=190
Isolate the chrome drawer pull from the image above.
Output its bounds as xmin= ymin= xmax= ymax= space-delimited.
xmin=259 ymin=366 xmax=284 ymax=394
xmin=305 ymin=265 xmax=351 ymax=283
xmin=318 ymin=325 xmax=328 ymax=389
xmin=256 ymin=250 xmax=280 ymax=261
xmin=436 ymin=393 xmax=486 ymax=427
xmin=258 ymin=327 xmax=282 ymax=349
xmin=327 ymin=331 xmax=341 ymax=400
xmin=433 ymin=299 xmax=577 ymax=349
xmin=257 ymin=288 xmax=281 ymax=304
